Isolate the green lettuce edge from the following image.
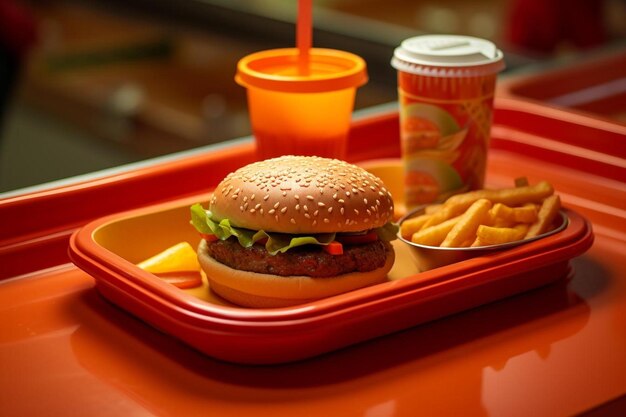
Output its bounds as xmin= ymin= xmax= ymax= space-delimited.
xmin=190 ymin=203 xmax=398 ymax=255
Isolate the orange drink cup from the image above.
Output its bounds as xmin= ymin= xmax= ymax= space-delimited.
xmin=236 ymin=48 xmax=367 ymax=160
xmin=391 ymin=35 xmax=505 ymax=208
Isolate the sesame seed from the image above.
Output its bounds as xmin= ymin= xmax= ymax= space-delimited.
xmin=239 ymin=206 xmax=244 ymax=212
xmin=243 ymin=196 xmax=248 ymax=203
xmin=340 ymin=207 xmax=344 ymax=215
xmin=303 ymin=205 xmax=309 ymax=212
xmin=274 ymin=202 xmax=280 ymax=209
xmin=281 ymin=207 xmax=287 ymax=214
xmin=231 ymin=194 xmax=238 ymax=200
xmin=313 ymin=210 xmax=319 ymax=217
xmin=317 ymin=202 xmax=325 ymax=207
xmin=333 ymin=193 xmax=338 ymax=199
xmin=251 ymin=194 xmax=256 ymax=200
xmin=364 ymin=218 xmax=369 ymax=223
xmin=295 ymin=204 xmax=300 ymax=211
xmin=264 ymin=195 xmax=270 ymax=201
xmin=323 ymin=218 xmax=330 ymax=223
xmin=352 ymin=188 xmax=358 ymax=193
xmin=312 ymin=220 xmax=317 ymax=226
xmin=363 ymin=198 xmax=368 ymax=205
xmin=295 ymin=195 xmax=300 ymax=200
xmin=338 ymin=199 xmax=345 ymax=204
xmin=275 ymin=215 xmax=279 ymax=222
xmin=290 ymin=218 xmax=296 ymax=224
xmin=367 ymin=209 xmax=371 ymax=216
xmin=268 ymin=209 xmax=276 ymax=214
xmin=306 ymin=195 xmax=314 ymax=201
xmin=260 ymin=208 xmax=264 ymax=214
xmin=354 ymin=209 xmax=359 ymax=215
xmin=328 ymin=207 xmax=333 ymax=213
xmin=250 ymin=209 xmax=256 ymax=213
xmin=255 ymin=203 xmax=261 ymax=210
xmin=346 ymin=191 xmax=351 ymax=197
xmin=305 ymin=213 xmax=311 ymax=219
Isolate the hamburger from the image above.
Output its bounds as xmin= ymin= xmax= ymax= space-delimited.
xmin=190 ymin=155 xmax=398 ymax=308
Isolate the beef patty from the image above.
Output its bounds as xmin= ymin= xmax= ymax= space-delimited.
xmin=204 ymin=238 xmax=392 ymax=278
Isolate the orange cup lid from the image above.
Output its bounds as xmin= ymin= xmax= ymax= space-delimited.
xmin=235 ymin=48 xmax=368 ymax=93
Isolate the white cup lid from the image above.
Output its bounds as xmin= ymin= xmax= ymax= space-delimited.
xmin=392 ymin=35 xmax=504 ymax=73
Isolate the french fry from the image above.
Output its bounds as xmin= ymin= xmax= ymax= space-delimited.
xmin=420 ymin=202 xmax=466 ymax=230
xmin=513 ymin=203 xmax=539 ymax=223
xmin=411 ymin=215 xmax=462 ymax=246
xmin=476 ymin=223 xmax=528 ymax=246
xmin=400 ymin=213 xmax=431 ymax=240
xmin=491 ymin=216 xmax=516 ymax=228
xmin=441 ymin=199 xmax=492 ymax=247
xmin=525 ymin=194 xmax=561 ymax=238
xmin=443 ymin=181 xmax=553 ymax=212
xmin=425 ymin=204 xmax=443 ymax=214
xmin=490 ymin=203 xmax=538 ymax=224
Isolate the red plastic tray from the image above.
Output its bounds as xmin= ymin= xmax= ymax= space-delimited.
xmin=68 ymin=179 xmax=593 ymax=364
xmin=497 ymin=51 xmax=626 ymax=128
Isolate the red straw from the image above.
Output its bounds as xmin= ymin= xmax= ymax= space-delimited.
xmin=297 ymin=0 xmax=312 ymax=74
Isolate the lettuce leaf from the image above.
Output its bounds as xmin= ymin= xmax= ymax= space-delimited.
xmin=190 ymin=203 xmax=397 ymax=255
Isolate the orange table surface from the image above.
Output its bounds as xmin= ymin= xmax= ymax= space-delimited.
xmin=2 ymin=147 xmax=626 ymax=417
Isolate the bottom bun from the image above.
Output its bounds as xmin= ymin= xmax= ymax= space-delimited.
xmin=197 ymin=240 xmax=395 ymax=308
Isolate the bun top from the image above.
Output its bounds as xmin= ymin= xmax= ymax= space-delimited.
xmin=209 ymin=156 xmax=395 ymax=233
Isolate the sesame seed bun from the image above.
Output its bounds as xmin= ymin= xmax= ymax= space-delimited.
xmin=208 ymin=155 xmax=395 ymax=234
xmin=198 ymin=239 xmax=395 ymax=308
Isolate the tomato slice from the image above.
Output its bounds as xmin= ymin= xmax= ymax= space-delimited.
xmin=200 ymin=233 xmax=219 ymax=242
xmin=154 ymin=271 xmax=203 ymax=289
xmin=323 ymin=241 xmax=344 ymax=255
xmin=336 ymin=230 xmax=378 ymax=245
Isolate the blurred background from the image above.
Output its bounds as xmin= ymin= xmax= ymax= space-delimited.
xmin=1 ymin=0 xmax=625 ymax=194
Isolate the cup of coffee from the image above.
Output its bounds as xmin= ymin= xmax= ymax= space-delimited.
xmin=236 ymin=48 xmax=367 ymax=160
xmin=391 ymin=35 xmax=505 ymax=208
